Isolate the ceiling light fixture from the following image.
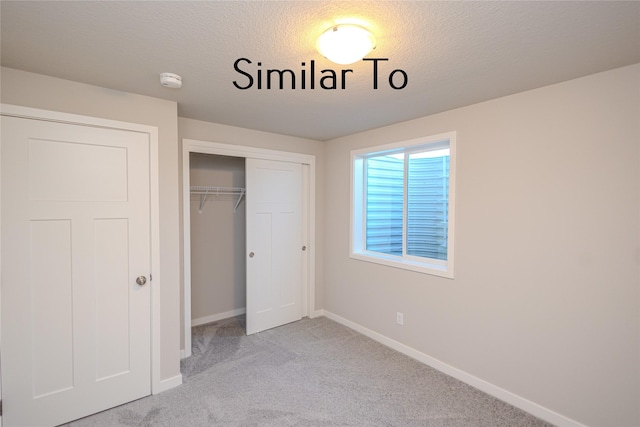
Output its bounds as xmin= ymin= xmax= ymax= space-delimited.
xmin=316 ymin=24 xmax=376 ymax=65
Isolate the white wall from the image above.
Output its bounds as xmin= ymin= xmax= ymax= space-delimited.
xmin=178 ymin=117 xmax=325 ymax=349
xmin=323 ymin=64 xmax=640 ymax=426
xmin=189 ymin=153 xmax=246 ymax=323
xmin=0 ymin=67 xmax=182 ymax=383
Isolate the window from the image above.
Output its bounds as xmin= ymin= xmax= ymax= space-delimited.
xmin=351 ymin=132 xmax=455 ymax=278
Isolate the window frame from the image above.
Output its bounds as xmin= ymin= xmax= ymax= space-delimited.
xmin=350 ymin=131 xmax=456 ymax=278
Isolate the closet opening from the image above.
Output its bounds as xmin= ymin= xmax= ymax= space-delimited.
xmin=182 ymin=139 xmax=316 ymax=359
xmin=188 ymin=153 xmax=247 ymax=334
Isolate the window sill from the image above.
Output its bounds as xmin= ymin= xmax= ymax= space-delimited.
xmin=350 ymin=251 xmax=454 ymax=279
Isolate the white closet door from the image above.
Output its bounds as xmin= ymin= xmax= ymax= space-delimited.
xmin=1 ymin=116 xmax=152 ymax=426
xmin=245 ymin=158 xmax=302 ymax=335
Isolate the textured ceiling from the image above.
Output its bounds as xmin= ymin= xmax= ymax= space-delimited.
xmin=1 ymin=1 xmax=639 ymax=141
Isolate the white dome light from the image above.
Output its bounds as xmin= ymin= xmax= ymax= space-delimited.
xmin=316 ymin=24 xmax=376 ymax=65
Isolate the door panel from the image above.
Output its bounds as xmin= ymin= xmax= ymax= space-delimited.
xmin=94 ymin=218 xmax=131 ymax=381
xmin=30 ymin=219 xmax=74 ymax=398
xmin=1 ymin=116 xmax=151 ymax=426
xmin=246 ymin=159 xmax=302 ymax=335
xmin=27 ymin=138 xmax=128 ymax=202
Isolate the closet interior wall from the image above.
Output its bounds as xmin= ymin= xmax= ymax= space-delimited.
xmin=189 ymin=153 xmax=246 ymax=325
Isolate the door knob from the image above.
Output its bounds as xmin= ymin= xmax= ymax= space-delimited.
xmin=249 ymin=252 xmax=255 ymax=258
xmin=136 ymin=276 xmax=147 ymax=286
xmin=302 ymin=246 xmax=307 ymax=251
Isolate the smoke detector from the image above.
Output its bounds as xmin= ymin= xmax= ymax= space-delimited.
xmin=160 ymin=72 xmax=182 ymax=89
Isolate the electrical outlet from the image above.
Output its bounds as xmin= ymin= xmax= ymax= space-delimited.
xmin=396 ymin=312 xmax=404 ymax=326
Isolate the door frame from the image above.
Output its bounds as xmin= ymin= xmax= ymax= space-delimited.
xmin=0 ymin=104 xmax=163 ymax=394
xmin=182 ymin=138 xmax=316 ymax=358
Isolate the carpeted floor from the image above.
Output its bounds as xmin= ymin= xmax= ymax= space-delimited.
xmin=67 ymin=316 xmax=553 ymax=426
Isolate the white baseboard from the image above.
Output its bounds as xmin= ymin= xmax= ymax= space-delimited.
xmin=153 ymin=374 xmax=183 ymax=395
xmin=322 ymin=310 xmax=585 ymax=427
xmin=310 ymin=309 xmax=325 ymax=319
xmin=191 ymin=308 xmax=246 ymax=327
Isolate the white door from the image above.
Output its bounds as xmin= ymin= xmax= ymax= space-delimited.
xmin=245 ymin=158 xmax=302 ymax=335
xmin=1 ymin=116 xmax=152 ymax=426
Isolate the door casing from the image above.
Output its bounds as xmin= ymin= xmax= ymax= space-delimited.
xmin=0 ymin=104 xmax=164 ymax=395
xmin=181 ymin=138 xmax=316 ymax=358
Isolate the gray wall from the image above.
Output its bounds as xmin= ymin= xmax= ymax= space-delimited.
xmin=1 ymin=67 xmax=182 ymax=382
xmin=323 ymin=64 xmax=640 ymax=426
xmin=189 ymin=153 xmax=246 ymax=322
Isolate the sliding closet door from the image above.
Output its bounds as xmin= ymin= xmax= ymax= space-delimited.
xmin=245 ymin=158 xmax=302 ymax=335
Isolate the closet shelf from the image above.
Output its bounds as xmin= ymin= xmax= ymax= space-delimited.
xmin=190 ymin=186 xmax=245 ymax=213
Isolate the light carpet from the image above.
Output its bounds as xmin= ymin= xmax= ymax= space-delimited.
xmin=66 ymin=316 xmax=552 ymax=426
